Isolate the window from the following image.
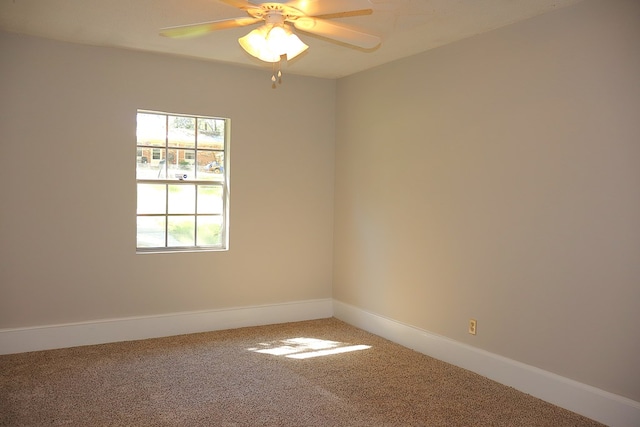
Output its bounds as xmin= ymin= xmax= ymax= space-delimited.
xmin=136 ymin=110 xmax=229 ymax=252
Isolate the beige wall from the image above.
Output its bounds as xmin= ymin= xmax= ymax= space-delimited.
xmin=0 ymin=32 xmax=335 ymax=327
xmin=1 ymin=0 xmax=638 ymax=406
xmin=334 ymin=0 xmax=640 ymax=402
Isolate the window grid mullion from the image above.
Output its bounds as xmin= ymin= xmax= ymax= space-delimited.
xmin=164 ymin=183 xmax=169 ymax=248
xmin=164 ymin=115 xmax=169 ymax=248
xmin=194 ymin=184 xmax=199 ymax=245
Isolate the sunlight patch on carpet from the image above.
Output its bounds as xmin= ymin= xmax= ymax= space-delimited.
xmin=248 ymin=337 xmax=372 ymax=359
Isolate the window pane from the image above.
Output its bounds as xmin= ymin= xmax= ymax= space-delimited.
xmin=168 ymin=216 xmax=195 ymax=247
xmin=137 ymin=148 xmax=167 ymax=179
xmin=137 ymin=216 xmax=166 ymax=248
xmin=168 ymin=184 xmax=195 ymax=214
xmin=198 ymin=152 xmax=225 ymax=181
xmin=137 ymin=113 xmax=166 ymax=147
xmin=166 ymin=149 xmax=196 ymax=179
xmin=137 ymin=184 xmax=166 ymax=214
xmin=197 ymin=118 xmax=225 ymax=150
xmin=197 ymin=216 xmax=223 ymax=246
xmin=198 ymin=185 xmax=223 ymax=214
xmin=168 ymin=116 xmax=195 ymax=149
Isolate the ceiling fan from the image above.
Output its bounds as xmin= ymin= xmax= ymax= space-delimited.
xmin=160 ymin=0 xmax=382 ymax=69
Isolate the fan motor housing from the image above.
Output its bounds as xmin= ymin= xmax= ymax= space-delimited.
xmin=247 ymin=3 xmax=304 ymax=21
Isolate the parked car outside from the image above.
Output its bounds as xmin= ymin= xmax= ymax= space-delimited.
xmin=205 ymin=161 xmax=224 ymax=174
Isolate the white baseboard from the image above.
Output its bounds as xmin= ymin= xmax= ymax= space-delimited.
xmin=3 ymin=298 xmax=638 ymax=427
xmin=333 ymin=300 xmax=640 ymax=427
xmin=0 ymin=298 xmax=333 ymax=355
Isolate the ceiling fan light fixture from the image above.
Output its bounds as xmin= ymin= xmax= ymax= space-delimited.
xmin=238 ymin=24 xmax=308 ymax=63
xmin=277 ymin=30 xmax=308 ymax=60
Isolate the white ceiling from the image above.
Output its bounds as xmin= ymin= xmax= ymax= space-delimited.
xmin=0 ymin=0 xmax=584 ymax=79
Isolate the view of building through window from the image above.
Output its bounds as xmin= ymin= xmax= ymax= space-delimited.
xmin=136 ymin=111 xmax=229 ymax=251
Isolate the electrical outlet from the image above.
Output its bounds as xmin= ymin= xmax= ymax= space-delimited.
xmin=469 ymin=319 xmax=477 ymax=335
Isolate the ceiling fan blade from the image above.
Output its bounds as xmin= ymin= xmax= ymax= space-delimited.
xmin=219 ymin=0 xmax=254 ymax=10
xmin=293 ymin=17 xmax=381 ymax=49
xmin=312 ymin=9 xmax=373 ymax=20
xmin=282 ymin=0 xmax=373 ymax=17
xmin=160 ymin=17 xmax=261 ymax=39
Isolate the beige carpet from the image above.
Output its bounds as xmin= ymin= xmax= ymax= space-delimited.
xmin=0 ymin=318 xmax=604 ymax=426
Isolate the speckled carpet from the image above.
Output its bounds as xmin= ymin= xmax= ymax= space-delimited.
xmin=0 ymin=318 xmax=603 ymax=426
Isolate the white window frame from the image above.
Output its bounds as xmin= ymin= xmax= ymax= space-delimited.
xmin=136 ymin=110 xmax=230 ymax=253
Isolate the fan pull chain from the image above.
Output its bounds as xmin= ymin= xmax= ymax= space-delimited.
xmin=271 ymin=60 xmax=283 ymax=89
